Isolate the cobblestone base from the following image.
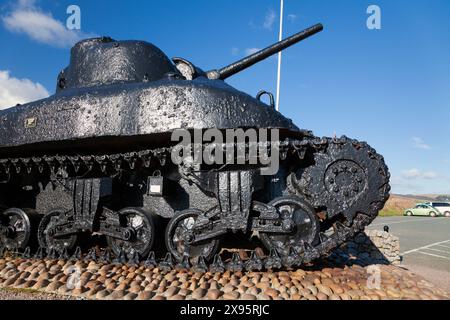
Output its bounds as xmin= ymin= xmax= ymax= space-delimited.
xmin=0 ymin=256 xmax=447 ymax=300
xmin=0 ymin=229 xmax=444 ymax=300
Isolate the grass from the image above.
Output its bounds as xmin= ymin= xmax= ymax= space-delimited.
xmin=379 ymin=208 xmax=403 ymax=217
xmin=377 ymin=194 xmax=428 ymax=217
xmin=0 ymin=286 xmax=41 ymax=295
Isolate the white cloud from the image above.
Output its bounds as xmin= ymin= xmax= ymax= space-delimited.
xmin=402 ymin=169 xmax=421 ymax=179
xmin=245 ymin=48 xmax=261 ymax=56
xmin=287 ymin=14 xmax=297 ymax=23
xmin=263 ymin=10 xmax=276 ymax=30
xmin=2 ymin=0 xmax=94 ymax=48
xmin=422 ymin=171 xmax=438 ymax=179
xmin=16 ymin=0 xmax=36 ymax=8
xmin=390 ymin=176 xmax=420 ymax=192
xmin=0 ymin=70 xmax=49 ymax=110
xmin=412 ymin=136 xmax=431 ymax=150
xmin=402 ymin=168 xmax=439 ymax=180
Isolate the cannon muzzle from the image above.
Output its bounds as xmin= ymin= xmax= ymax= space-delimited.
xmin=206 ymin=23 xmax=323 ymax=80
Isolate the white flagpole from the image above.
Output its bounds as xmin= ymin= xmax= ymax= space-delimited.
xmin=276 ymin=0 xmax=284 ymax=111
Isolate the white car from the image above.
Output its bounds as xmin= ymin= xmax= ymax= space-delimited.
xmin=424 ymin=202 xmax=450 ymax=217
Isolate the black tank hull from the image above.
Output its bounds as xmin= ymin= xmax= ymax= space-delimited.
xmin=0 ymin=78 xmax=302 ymax=157
xmin=0 ymin=27 xmax=390 ymax=270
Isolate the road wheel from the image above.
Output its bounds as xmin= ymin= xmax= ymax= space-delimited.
xmin=429 ymin=211 xmax=437 ymax=217
xmin=0 ymin=208 xmax=40 ymax=250
xmin=405 ymin=211 xmax=412 ymax=216
xmin=106 ymin=207 xmax=157 ymax=259
xmin=260 ymin=196 xmax=320 ymax=256
xmin=444 ymin=211 xmax=450 ymax=217
xmin=38 ymin=209 xmax=78 ymax=252
xmin=165 ymin=209 xmax=220 ymax=263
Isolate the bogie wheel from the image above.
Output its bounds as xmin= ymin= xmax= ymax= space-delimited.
xmin=38 ymin=209 xmax=77 ymax=252
xmin=165 ymin=209 xmax=220 ymax=263
xmin=260 ymin=196 xmax=319 ymax=256
xmin=106 ymin=207 xmax=157 ymax=259
xmin=0 ymin=208 xmax=40 ymax=250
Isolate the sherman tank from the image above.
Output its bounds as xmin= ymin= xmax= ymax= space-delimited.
xmin=0 ymin=24 xmax=390 ymax=270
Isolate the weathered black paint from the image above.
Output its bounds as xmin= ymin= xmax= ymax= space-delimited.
xmin=0 ymin=24 xmax=391 ymax=269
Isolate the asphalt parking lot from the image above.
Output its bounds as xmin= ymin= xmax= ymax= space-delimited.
xmin=367 ymin=216 xmax=450 ymax=292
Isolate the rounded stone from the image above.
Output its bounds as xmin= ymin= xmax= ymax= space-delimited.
xmin=316 ymin=292 xmax=328 ymax=300
xmin=123 ymin=292 xmax=138 ymax=300
xmin=13 ymin=278 xmax=26 ymax=287
xmin=247 ymin=287 xmax=260 ymax=296
xmin=3 ymin=276 xmax=18 ymax=287
xmin=110 ymin=290 xmax=126 ymax=299
xmin=280 ymin=292 xmax=290 ymax=300
xmin=265 ymin=288 xmax=279 ymax=298
xmin=178 ymin=288 xmax=190 ymax=296
xmin=85 ymin=288 xmax=99 ymax=299
xmin=137 ymin=291 xmax=154 ymax=300
xmin=72 ymin=287 xmax=87 ymax=296
xmin=95 ymin=289 xmax=111 ymax=299
xmin=316 ymin=284 xmax=333 ymax=296
xmin=164 ymin=286 xmax=179 ymax=297
xmin=223 ymin=291 xmax=240 ymax=300
xmin=256 ymin=282 xmax=270 ymax=290
xmin=241 ymin=294 xmax=257 ymax=300
xmin=46 ymin=281 xmax=63 ymax=292
xmin=222 ymin=284 xmax=235 ymax=293
xmin=207 ymin=289 xmax=222 ymax=299
xmin=306 ymin=285 xmax=318 ymax=296
xmin=33 ymin=279 xmax=50 ymax=289
xmin=192 ymin=288 xmax=207 ymax=299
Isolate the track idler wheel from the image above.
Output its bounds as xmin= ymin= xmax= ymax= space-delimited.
xmin=165 ymin=209 xmax=220 ymax=263
xmin=0 ymin=208 xmax=40 ymax=250
xmin=259 ymin=196 xmax=319 ymax=257
xmin=106 ymin=207 xmax=157 ymax=259
xmin=37 ymin=209 xmax=77 ymax=252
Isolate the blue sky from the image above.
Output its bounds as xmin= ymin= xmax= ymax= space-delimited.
xmin=0 ymin=0 xmax=449 ymax=194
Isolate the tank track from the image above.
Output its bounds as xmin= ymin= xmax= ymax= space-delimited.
xmin=0 ymin=136 xmax=390 ymax=271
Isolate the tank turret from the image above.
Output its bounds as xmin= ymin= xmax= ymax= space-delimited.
xmin=57 ymin=37 xmax=178 ymax=91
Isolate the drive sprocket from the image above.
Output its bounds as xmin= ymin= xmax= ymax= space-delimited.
xmin=288 ymin=136 xmax=390 ymax=223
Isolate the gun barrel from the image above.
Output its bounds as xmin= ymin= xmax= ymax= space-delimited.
xmin=215 ymin=23 xmax=323 ymax=80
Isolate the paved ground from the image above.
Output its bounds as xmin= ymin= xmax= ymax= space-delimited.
xmin=367 ymin=216 xmax=450 ymax=292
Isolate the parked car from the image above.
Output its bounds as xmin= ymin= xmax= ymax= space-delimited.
xmin=424 ymin=202 xmax=450 ymax=217
xmin=404 ymin=203 xmax=442 ymax=217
